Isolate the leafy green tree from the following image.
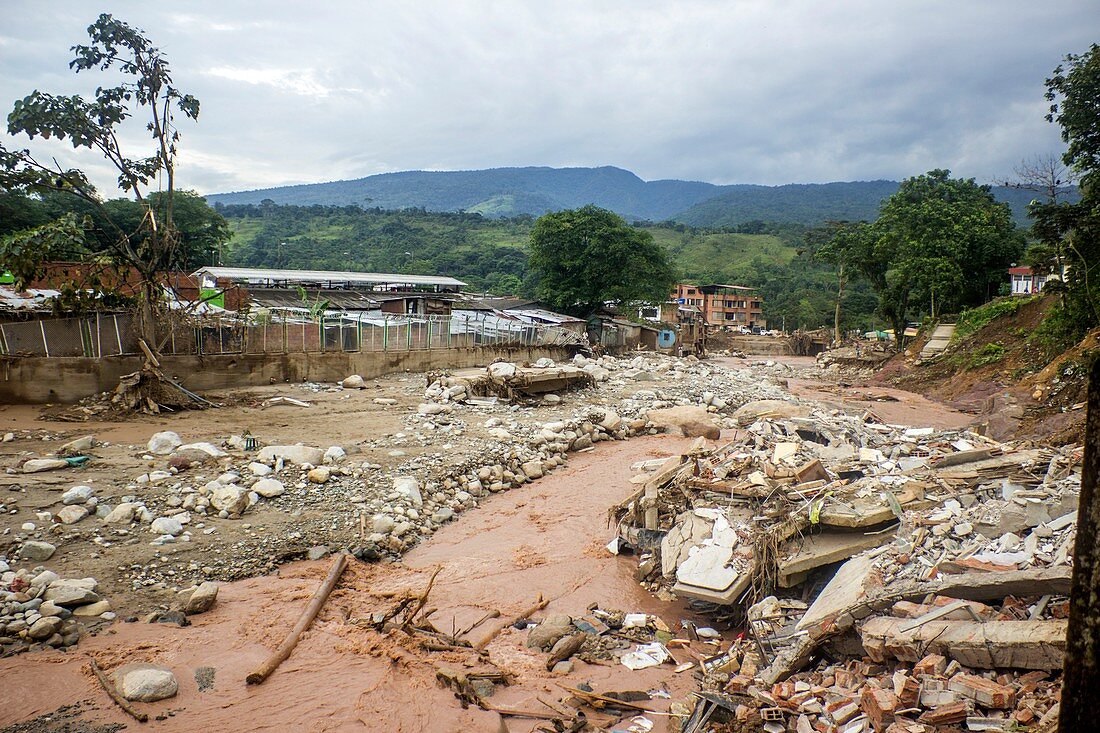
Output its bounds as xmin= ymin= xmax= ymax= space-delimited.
xmin=527 ymin=205 xmax=677 ymax=317
xmin=0 ymin=14 xmax=205 ymax=345
xmin=861 ymin=170 xmax=1023 ymax=347
xmin=1030 ymin=44 xmax=1100 ymax=334
xmin=809 ymin=221 xmax=871 ymax=343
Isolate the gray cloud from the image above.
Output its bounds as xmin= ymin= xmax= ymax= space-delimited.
xmin=0 ymin=1 xmax=1092 ymax=196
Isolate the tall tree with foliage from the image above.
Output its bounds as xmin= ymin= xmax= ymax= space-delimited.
xmin=528 ymin=205 xmax=677 ymax=317
xmin=1031 ymin=44 xmax=1100 ymax=336
xmin=809 ymin=220 xmax=871 ymax=344
xmin=0 ymin=14 xmax=208 ymax=346
xmin=858 ymin=170 xmax=1023 ymax=348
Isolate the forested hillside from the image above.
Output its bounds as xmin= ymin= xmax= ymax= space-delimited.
xmin=207 ymin=166 xmax=722 ymax=222
xmin=218 ymin=204 xmax=882 ymax=331
xmin=205 ymin=166 xmax=1060 ymax=226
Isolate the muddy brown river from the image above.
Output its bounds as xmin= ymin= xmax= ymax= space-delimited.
xmin=1 ymin=436 xmax=716 ymax=732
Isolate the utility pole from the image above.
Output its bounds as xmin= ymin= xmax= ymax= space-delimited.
xmin=1061 ymin=356 xmax=1100 ymax=731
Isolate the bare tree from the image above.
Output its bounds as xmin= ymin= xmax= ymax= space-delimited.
xmin=1003 ymin=154 xmax=1077 ymax=289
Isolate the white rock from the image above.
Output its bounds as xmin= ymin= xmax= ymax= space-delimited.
xmin=151 ymin=517 xmax=184 ymax=536
xmin=178 ymin=442 xmax=228 ymax=459
xmin=148 ymin=431 xmax=182 ymax=455
xmin=257 ymin=445 xmax=325 ymax=465
xmin=323 ymin=446 xmax=346 ymax=464
xmin=209 ymin=485 xmax=249 ymax=515
xmin=341 ymin=374 xmax=366 ymax=389
xmin=393 ymin=476 xmax=423 ymax=507
xmin=103 ymin=502 xmax=139 ymax=523
xmin=56 ymin=505 xmax=89 ymax=525
xmin=23 ymin=458 xmax=70 ymax=473
xmin=248 ymin=462 xmax=273 ymax=477
xmin=252 ymin=478 xmax=285 ymax=497
xmin=114 ymin=664 xmax=178 ymax=702
xmin=181 ymin=581 xmax=219 ymax=614
xmin=488 ymin=362 xmax=516 ymax=379
xmin=62 ymin=485 xmax=94 ymax=505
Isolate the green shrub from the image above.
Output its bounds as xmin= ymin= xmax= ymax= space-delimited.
xmin=1029 ymin=303 xmax=1087 ymax=360
xmin=952 ymin=297 xmax=1032 ymax=342
xmin=968 ymin=342 xmax=1006 ymax=368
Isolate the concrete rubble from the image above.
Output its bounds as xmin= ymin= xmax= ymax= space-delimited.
xmin=608 ymin=385 xmax=1081 ymax=732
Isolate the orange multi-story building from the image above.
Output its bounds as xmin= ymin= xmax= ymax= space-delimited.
xmin=672 ymin=283 xmax=765 ymax=329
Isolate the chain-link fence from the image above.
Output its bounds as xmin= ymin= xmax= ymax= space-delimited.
xmin=0 ymin=310 xmax=584 ymax=358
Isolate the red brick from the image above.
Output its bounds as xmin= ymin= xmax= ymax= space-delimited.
xmin=895 ymin=674 xmax=921 ymax=708
xmin=947 ymin=674 xmax=1017 ymax=709
xmin=919 ymin=700 xmax=969 ymax=724
xmin=861 ymin=686 xmax=898 ymax=731
xmin=913 ymin=653 xmax=947 ymax=677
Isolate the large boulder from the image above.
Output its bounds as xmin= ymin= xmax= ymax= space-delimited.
xmin=23 ymin=458 xmax=70 ymax=473
xmin=179 ymin=581 xmax=219 ymax=614
xmin=44 ymin=583 xmax=101 ymax=607
xmin=61 ymin=485 xmax=94 ymax=505
xmin=148 ymin=431 xmax=182 ymax=455
xmin=19 ymin=540 xmax=56 ymax=562
xmin=251 ymin=478 xmax=285 ymax=497
xmin=103 ymin=502 xmax=139 ymax=524
xmin=488 ymin=362 xmax=516 ymax=379
xmin=647 ymin=406 xmax=721 ymax=440
xmin=526 ymin=615 xmax=573 ymax=651
xmin=341 ymin=374 xmax=366 ymax=389
xmin=150 ymin=517 xmax=184 ymax=536
xmin=210 ymin=485 xmax=250 ymax=516
xmin=113 ymin=663 xmax=178 ymax=702
xmin=257 ymin=444 xmax=324 ymax=466
xmin=56 ymin=505 xmax=89 ymax=525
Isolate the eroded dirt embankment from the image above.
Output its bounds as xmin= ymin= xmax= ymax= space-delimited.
xmin=1 ymin=436 xmax=709 ymax=733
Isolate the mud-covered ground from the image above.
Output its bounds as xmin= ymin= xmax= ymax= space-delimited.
xmin=0 ymin=352 xmax=977 ymax=731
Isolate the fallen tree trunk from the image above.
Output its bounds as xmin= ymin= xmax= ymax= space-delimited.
xmin=246 ymin=552 xmax=349 ymax=684
xmin=1062 ymin=356 xmax=1100 ymax=732
xmin=475 ymin=595 xmax=548 ymax=651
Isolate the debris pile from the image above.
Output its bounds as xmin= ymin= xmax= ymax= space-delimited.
xmin=609 ymin=404 xmax=1081 ymax=731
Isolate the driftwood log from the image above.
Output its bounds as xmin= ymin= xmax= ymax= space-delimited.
xmin=475 ymin=595 xmax=549 ymax=651
xmin=246 ymin=552 xmax=349 ymax=684
xmin=89 ymin=659 xmax=148 ymax=723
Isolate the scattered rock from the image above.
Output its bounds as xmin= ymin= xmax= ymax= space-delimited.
xmin=251 ymin=478 xmax=285 ymax=497
xmin=113 ymin=663 xmax=179 ymax=702
xmin=180 ymin=581 xmax=219 ymax=614
xmin=19 ymin=540 xmax=56 ymax=562
xmin=148 ymin=431 xmax=182 ymax=455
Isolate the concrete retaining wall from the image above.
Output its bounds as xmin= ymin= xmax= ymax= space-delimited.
xmin=0 ymin=345 xmax=572 ymax=404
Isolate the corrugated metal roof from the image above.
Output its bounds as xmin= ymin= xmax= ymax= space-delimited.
xmin=193 ymin=266 xmax=466 ymax=288
xmin=0 ymin=286 xmax=61 ymax=312
xmin=247 ymin=288 xmax=381 ymax=310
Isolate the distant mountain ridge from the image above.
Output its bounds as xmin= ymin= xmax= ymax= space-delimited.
xmin=205 ymin=165 xmax=1061 ymax=226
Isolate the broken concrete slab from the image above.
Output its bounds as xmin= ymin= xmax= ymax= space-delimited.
xmin=797 ymin=554 xmax=879 ymax=631
xmin=779 ymin=530 xmax=895 ymax=587
xmin=860 ymin=617 xmax=1066 ymax=670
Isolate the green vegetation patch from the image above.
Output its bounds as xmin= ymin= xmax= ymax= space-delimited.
xmin=952 ymin=297 xmax=1033 ymax=342
xmin=968 ymin=342 xmax=1007 ymax=368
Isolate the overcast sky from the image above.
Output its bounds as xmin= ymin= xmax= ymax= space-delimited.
xmin=0 ymin=1 xmax=1094 ymax=196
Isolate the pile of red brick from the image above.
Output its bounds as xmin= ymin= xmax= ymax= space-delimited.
xmin=719 ymin=653 xmax=1059 ymax=732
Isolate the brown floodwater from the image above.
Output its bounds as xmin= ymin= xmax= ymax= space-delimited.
xmin=0 ymin=435 xmax=720 ymax=733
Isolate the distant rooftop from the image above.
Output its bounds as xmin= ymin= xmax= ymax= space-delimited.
xmin=193 ymin=266 xmax=466 ymax=290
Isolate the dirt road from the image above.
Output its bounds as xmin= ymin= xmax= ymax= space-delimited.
xmin=1 ymin=435 xmax=715 ymax=733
